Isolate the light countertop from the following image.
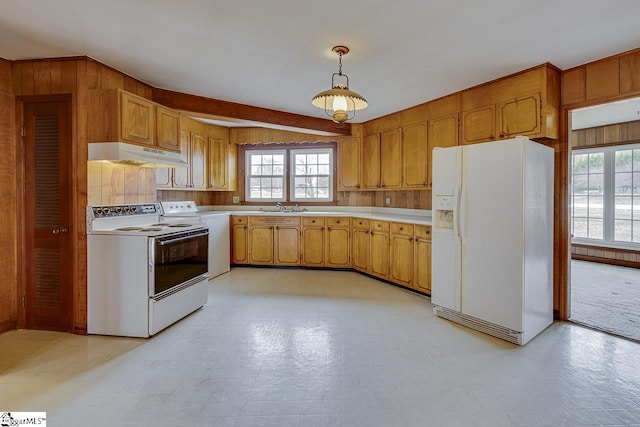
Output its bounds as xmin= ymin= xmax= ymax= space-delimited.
xmin=198 ymin=206 xmax=432 ymax=226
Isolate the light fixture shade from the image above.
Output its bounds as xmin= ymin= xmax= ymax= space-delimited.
xmin=311 ymin=87 xmax=368 ymax=111
xmin=312 ymin=45 xmax=367 ymax=124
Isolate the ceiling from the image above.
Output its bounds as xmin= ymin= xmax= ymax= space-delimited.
xmin=2 ymin=0 xmax=640 ymax=126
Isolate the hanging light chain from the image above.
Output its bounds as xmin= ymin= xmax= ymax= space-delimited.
xmin=337 ymin=50 xmax=343 ymax=76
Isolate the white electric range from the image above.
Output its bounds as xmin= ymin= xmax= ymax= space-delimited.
xmin=87 ymin=203 xmax=209 ymax=338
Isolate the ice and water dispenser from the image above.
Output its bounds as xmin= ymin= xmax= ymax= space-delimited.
xmin=433 ymin=195 xmax=454 ymax=230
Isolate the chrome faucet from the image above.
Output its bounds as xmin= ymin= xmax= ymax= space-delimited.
xmin=276 ymin=202 xmax=287 ymax=211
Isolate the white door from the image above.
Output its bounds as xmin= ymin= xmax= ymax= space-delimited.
xmin=431 ymin=147 xmax=461 ymax=310
xmin=461 ymin=139 xmax=525 ymax=331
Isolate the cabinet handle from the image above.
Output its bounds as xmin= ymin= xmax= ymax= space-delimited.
xmin=489 ymin=135 xmax=495 ymax=140
xmin=312 ymin=220 xmax=315 ymax=223
xmin=327 ymin=227 xmax=331 ymax=231
xmin=499 ymin=132 xmax=505 ymax=138
xmin=381 ymin=184 xmax=385 ymax=188
xmin=400 ymin=227 xmax=403 ymax=231
xmin=409 ymin=237 xmax=414 ymax=241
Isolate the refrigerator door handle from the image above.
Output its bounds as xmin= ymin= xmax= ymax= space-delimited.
xmin=454 ymin=148 xmax=463 ymax=244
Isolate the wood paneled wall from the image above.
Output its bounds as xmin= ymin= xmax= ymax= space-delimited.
xmin=572 ymin=120 xmax=640 ymax=148
xmin=0 ymin=59 xmax=17 ymax=333
xmin=88 ymin=162 xmax=156 ymax=205
xmin=10 ymin=57 xmax=153 ymax=333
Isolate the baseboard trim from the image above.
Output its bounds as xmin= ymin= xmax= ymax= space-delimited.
xmin=0 ymin=319 xmax=17 ymax=334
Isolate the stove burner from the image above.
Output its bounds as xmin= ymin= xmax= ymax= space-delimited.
xmin=167 ymin=223 xmax=193 ymax=227
xmin=140 ymin=227 xmax=163 ymax=232
xmin=115 ymin=227 xmax=144 ymax=231
xmin=150 ymin=223 xmax=166 ymax=227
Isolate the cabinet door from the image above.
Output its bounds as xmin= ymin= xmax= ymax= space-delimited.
xmin=208 ymin=137 xmax=230 ymax=189
xmin=173 ymin=130 xmax=190 ymax=189
xmin=190 ymin=133 xmax=207 ymax=189
xmin=249 ymin=226 xmax=273 ymax=264
xmin=428 ymin=114 xmax=459 ymax=188
xmin=274 ymin=226 xmax=300 ymax=265
xmin=338 ymin=137 xmax=361 ymax=190
xmin=325 ymin=226 xmax=350 ymax=268
xmin=498 ymin=93 xmax=541 ymax=139
xmin=362 ymin=134 xmax=381 ymax=189
xmin=390 ymin=234 xmax=414 ymax=286
xmin=414 ymin=238 xmax=431 ymax=294
xmin=462 ymin=105 xmax=496 ymax=145
xmin=402 ymin=123 xmax=428 ymax=188
xmin=352 ymin=228 xmax=370 ymax=272
xmin=302 ymin=226 xmax=325 ymax=266
xmin=155 ymin=168 xmax=172 ymax=189
xmin=380 ymin=129 xmax=403 ymax=189
xmin=120 ymin=92 xmax=155 ymax=146
xmin=370 ymin=231 xmax=390 ymax=279
xmin=231 ymin=224 xmax=248 ymax=264
xmin=156 ymin=106 xmax=180 ymax=152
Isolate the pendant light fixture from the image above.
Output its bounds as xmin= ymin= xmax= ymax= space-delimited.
xmin=312 ymin=46 xmax=368 ymax=124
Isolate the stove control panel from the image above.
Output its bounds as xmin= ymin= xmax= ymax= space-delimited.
xmin=88 ymin=203 xmax=161 ymax=218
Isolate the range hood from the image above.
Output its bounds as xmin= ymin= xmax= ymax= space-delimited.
xmin=88 ymin=142 xmax=187 ymax=168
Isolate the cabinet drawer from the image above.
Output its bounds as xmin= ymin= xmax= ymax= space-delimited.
xmin=302 ymin=217 xmax=325 ymax=226
xmin=351 ymin=218 xmax=370 ymax=230
xmin=232 ymin=216 xmax=248 ymax=225
xmin=390 ymin=222 xmax=414 ymax=235
xmin=371 ymin=220 xmax=389 ymax=232
xmin=249 ymin=216 xmax=300 ymax=226
xmin=415 ymin=225 xmax=432 ymax=240
xmin=327 ymin=217 xmax=349 ymax=227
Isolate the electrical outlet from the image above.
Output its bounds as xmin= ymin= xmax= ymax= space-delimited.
xmin=232 ymin=196 xmax=240 ymax=204
xmin=385 ymin=197 xmax=391 ymax=206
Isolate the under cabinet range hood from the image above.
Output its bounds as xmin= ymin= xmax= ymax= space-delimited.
xmin=88 ymin=142 xmax=187 ymax=168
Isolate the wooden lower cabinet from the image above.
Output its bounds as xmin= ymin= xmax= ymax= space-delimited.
xmin=370 ymin=220 xmax=390 ymax=279
xmin=390 ymin=223 xmax=414 ymax=286
xmin=231 ymin=216 xmax=248 ymax=264
xmin=275 ymin=225 xmax=300 ymax=265
xmin=301 ymin=217 xmax=350 ymax=267
xmin=414 ymin=234 xmax=431 ymax=294
xmin=325 ymin=218 xmax=350 ymax=268
xmin=230 ymin=215 xmax=431 ymax=295
xmin=351 ymin=219 xmax=370 ymax=272
xmin=248 ymin=225 xmax=274 ymax=264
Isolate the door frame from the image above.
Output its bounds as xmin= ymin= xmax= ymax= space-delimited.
xmin=15 ymin=94 xmax=74 ymax=331
xmin=560 ymin=92 xmax=640 ymax=321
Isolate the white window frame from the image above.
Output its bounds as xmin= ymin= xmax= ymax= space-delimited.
xmin=289 ymin=148 xmax=334 ymax=202
xmin=571 ymin=143 xmax=640 ymax=249
xmin=245 ymin=149 xmax=287 ymax=202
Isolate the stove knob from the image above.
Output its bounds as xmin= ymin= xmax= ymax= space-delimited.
xmin=123 ymin=206 xmax=130 ymax=214
xmin=114 ymin=206 xmax=122 ymax=214
xmin=103 ymin=208 xmax=110 ymax=215
xmin=95 ymin=208 xmax=103 ymax=216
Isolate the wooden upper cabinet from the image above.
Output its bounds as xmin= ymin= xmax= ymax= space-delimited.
xmin=461 ymin=64 xmax=559 ymax=144
xmin=190 ymin=132 xmax=207 ymax=190
xmin=89 ymin=89 xmax=153 ymax=146
xmin=380 ymin=129 xmax=402 ymax=189
xmin=498 ymin=93 xmax=541 ymax=139
xmin=120 ymin=91 xmax=155 ymax=146
xmin=337 ymin=136 xmax=361 ymax=191
xmin=89 ymin=89 xmax=187 ymax=152
xmin=208 ymin=136 xmax=237 ymax=191
xmin=156 ymin=106 xmax=180 ymax=152
xmin=402 ymin=122 xmax=428 ymax=188
xmin=428 ymin=114 xmax=459 ymax=187
xmin=462 ymin=105 xmax=496 ymax=145
xmin=362 ymin=133 xmax=381 ymax=189
xmin=172 ymin=130 xmax=190 ymax=189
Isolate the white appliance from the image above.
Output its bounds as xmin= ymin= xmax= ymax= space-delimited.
xmin=88 ymin=142 xmax=188 ymax=168
xmin=160 ymin=201 xmax=230 ymax=278
xmin=87 ymin=203 xmax=209 ymax=338
xmin=431 ymin=136 xmax=554 ymax=345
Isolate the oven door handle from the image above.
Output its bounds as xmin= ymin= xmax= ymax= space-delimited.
xmin=156 ymin=231 xmax=209 ymax=245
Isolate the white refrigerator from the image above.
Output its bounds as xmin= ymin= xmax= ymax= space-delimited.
xmin=431 ymin=136 xmax=554 ymax=345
